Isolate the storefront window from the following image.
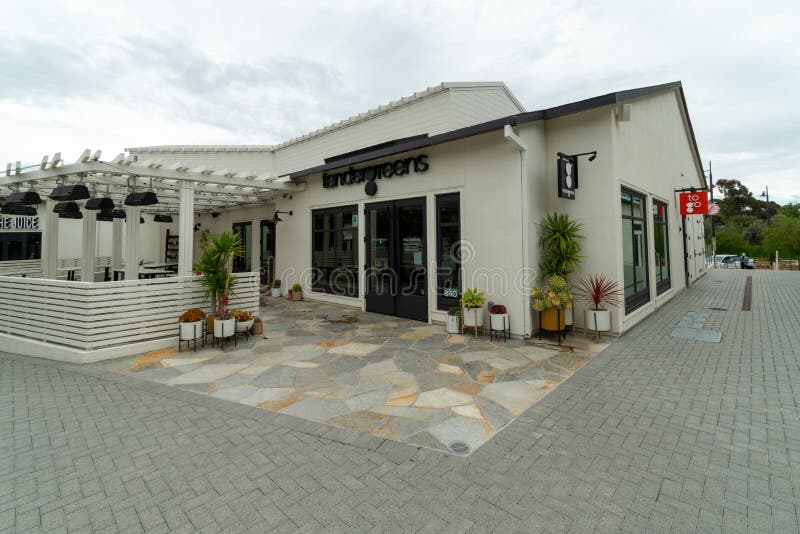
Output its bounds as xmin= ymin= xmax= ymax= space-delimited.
xmin=436 ymin=193 xmax=461 ymax=310
xmin=621 ymin=189 xmax=649 ymax=313
xmin=0 ymin=232 xmax=41 ymax=261
xmin=653 ymin=200 xmax=670 ymax=294
xmin=232 ymin=221 xmax=252 ymax=272
xmin=311 ymin=205 xmax=358 ymax=297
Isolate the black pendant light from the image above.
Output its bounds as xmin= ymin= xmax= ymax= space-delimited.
xmin=111 ymin=209 xmax=126 ymax=219
xmin=53 ymin=201 xmax=81 ymax=214
xmin=154 ymin=214 xmax=173 ymax=223
xmin=140 ymin=216 xmax=145 ymax=224
xmin=59 ymin=211 xmax=83 ymax=220
xmin=125 ymin=178 xmax=158 ymax=206
xmin=85 ymin=197 xmax=115 ymax=211
xmin=1 ymin=204 xmax=37 ymax=216
xmin=124 ymin=191 xmax=159 ymax=206
xmin=96 ymin=211 xmax=114 ymax=222
xmin=6 ymin=190 xmax=42 ymax=205
xmin=50 ymin=183 xmax=90 ymax=201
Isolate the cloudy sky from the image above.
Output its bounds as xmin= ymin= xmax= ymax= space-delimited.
xmin=1 ymin=0 xmax=798 ymax=202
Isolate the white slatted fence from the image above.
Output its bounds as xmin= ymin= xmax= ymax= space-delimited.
xmin=0 ymin=271 xmax=259 ymax=352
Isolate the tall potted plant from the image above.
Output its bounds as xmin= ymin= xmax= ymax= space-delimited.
xmin=460 ymin=288 xmax=485 ymax=333
xmin=575 ymin=274 xmax=623 ymax=338
xmin=537 ymin=213 xmax=583 ymax=327
xmin=194 ymin=231 xmax=244 ymax=336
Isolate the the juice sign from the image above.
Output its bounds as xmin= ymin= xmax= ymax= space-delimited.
xmin=678 ymin=191 xmax=708 ymax=215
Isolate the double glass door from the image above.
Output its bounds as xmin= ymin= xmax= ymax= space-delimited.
xmin=259 ymin=220 xmax=276 ymax=285
xmin=365 ymin=197 xmax=427 ymax=322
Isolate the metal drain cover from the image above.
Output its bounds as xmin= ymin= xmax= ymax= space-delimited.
xmin=450 ymin=442 xmax=470 ymax=455
xmin=708 ymin=307 xmax=728 ymax=311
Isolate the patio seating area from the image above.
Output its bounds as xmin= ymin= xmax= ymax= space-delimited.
xmin=95 ymin=297 xmax=609 ymax=455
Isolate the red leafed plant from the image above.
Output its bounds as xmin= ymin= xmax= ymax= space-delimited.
xmin=575 ymin=274 xmax=623 ymax=311
xmin=490 ymin=304 xmax=507 ymax=314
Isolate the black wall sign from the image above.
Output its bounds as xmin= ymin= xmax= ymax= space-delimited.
xmin=322 ymin=154 xmax=429 ymax=193
xmin=557 ymin=155 xmax=578 ymax=200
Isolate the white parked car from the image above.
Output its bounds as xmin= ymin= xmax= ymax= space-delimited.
xmin=707 ymin=254 xmax=755 ymax=269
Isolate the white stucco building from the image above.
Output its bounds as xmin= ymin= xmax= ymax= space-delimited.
xmin=1 ymin=80 xmax=707 ymax=352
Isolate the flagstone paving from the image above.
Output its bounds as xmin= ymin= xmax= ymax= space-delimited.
xmin=95 ymin=297 xmax=608 ymax=455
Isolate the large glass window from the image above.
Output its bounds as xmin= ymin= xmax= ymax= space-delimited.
xmin=436 ymin=193 xmax=461 ymax=310
xmin=232 ymin=221 xmax=252 ymax=272
xmin=0 ymin=232 xmax=41 ymax=261
xmin=653 ymin=200 xmax=671 ymax=295
xmin=311 ymin=205 xmax=358 ymax=297
xmin=621 ymin=189 xmax=649 ymax=312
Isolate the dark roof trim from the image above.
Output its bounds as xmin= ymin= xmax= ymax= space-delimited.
xmin=289 ymin=81 xmax=700 ymax=179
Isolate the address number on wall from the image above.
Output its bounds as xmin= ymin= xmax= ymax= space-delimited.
xmin=443 ymin=288 xmax=459 ymax=298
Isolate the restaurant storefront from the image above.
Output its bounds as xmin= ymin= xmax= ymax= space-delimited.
xmin=2 ymin=80 xmax=706 ymax=347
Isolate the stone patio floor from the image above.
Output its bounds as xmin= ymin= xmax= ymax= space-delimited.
xmin=94 ymin=297 xmax=608 ymax=455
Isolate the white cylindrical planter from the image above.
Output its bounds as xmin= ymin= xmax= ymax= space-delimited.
xmin=489 ymin=313 xmax=508 ymax=331
xmin=584 ymin=309 xmax=611 ymax=332
xmin=445 ymin=315 xmax=460 ymax=334
xmin=236 ymin=319 xmax=254 ymax=333
xmin=462 ymin=307 xmax=484 ymax=327
xmin=214 ymin=318 xmax=236 ymax=338
xmin=179 ymin=321 xmax=203 ymax=341
xmin=271 ymin=287 xmax=282 ymax=297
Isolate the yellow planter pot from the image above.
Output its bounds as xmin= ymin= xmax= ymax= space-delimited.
xmin=540 ymin=307 xmax=566 ymax=331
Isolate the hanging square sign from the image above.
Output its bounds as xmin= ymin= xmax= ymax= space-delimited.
xmin=557 ymin=156 xmax=577 ymax=199
xmin=678 ymin=191 xmax=709 ymax=215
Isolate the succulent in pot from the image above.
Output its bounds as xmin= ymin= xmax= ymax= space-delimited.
xmin=288 ymin=282 xmax=303 ymax=301
xmin=531 ymin=275 xmax=573 ymax=331
xmin=178 ymin=308 xmax=205 ymax=341
xmin=231 ymin=309 xmax=255 ymax=333
xmin=271 ymin=279 xmax=282 ymax=297
xmin=575 ymin=274 xmax=623 ymax=336
xmin=489 ymin=304 xmax=509 ymax=332
xmin=445 ymin=306 xmax=461 ymax=334
xmin=460 ymin=288 xmax=485 ymax=329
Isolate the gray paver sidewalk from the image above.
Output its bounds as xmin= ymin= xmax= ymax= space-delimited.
xmin=1 ymin=269 xmax=799 ymax=532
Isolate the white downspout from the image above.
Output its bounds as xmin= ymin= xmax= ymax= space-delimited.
xmin=504 ymin=125 xmax=531 ymax=338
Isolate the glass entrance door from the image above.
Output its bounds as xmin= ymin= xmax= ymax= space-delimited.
xmin=365 ymin=197 xmax=427 ymax=322
xmin=259 ymin=220 xmax=276 ymax=285
xmin=232 ymin=221 xmax=252 ymax=272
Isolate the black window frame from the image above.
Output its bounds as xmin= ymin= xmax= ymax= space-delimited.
xmin=435 ymin=193 xmax=461 ymax=311
xmin=231 ymin=221 xmax=252 ymax=272
xmin=621 ymin=188 xmax=650 ymax=313
xmin=652 ymin=200 xmax=671 ymax=295
xmin=0 ymin=232 xmax=42 ymax=261
xmin=311 ymin=204 xmax=359 ymax=298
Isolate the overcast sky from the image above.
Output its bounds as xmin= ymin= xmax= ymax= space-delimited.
xmin=1 ymin=0 xmax=798 ymax=202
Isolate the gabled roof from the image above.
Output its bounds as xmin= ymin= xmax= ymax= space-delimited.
xmin=127 ymin=81 xmax=525 ymax=155
xmin=270 ymin=81 xmax=525 ymax=150
xmin=288 ymin=81 xmax=703 ymax=179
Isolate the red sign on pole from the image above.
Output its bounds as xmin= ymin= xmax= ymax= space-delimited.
xmin=679 ymin=191 xmax=709 ymax=215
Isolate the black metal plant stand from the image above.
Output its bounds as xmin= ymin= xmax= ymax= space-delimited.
xmin=489 ymin=315 xmax=510 ymax=342
xmin=538 ymin=308 xmax=566 ymax=344
xmin=213 ymin=318 xmax=238 ymax=350
xmin=178 ymin=321 xmax=205 ymax=352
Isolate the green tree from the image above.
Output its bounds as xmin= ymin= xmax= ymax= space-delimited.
xmin=762 ymin=215 xmax=800 ymax=261
xmin=780 ymin=202 xmax=800 ymax=218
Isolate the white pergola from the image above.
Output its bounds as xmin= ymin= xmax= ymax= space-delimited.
xmin=1 ymin=150 xmax=303 ymax=282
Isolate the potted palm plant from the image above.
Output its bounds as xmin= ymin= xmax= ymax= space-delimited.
xmin=445 ymin=306 xmax=461 ymax=334
xmin=195 ymin=231 xmax=244 ymax=337
xmin=575 ymin=274 xmax=623 ymax=338
xmin=271 ymin=279 xmax=282 ymax=297
xmin=531 ymin=275 xmax=572 ymax=331
xmin=537 ymin=213 xmax=583 ymax=327
xmin=460 ymin=288 xmax=485 ymax=332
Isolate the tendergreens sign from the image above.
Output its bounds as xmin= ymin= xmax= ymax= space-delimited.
xmin=322 ymin=154 xmax=429 ymax=191
xmin=0 ymin=216 xmax=39 ymax=230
